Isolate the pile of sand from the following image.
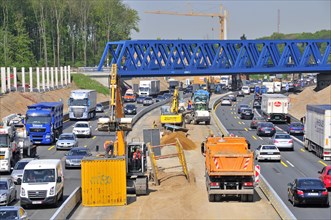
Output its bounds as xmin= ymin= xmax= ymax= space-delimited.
xmin=161 ymin=131 xmax=197 ymax=150
xmin=289 ymin=85 xmax=331 ymax=119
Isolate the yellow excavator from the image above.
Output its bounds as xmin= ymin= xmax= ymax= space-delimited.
xmin=160 ymin=88 xmax=184 ymax=127
xmin=97 ymin=64 xmax=149 ymax=195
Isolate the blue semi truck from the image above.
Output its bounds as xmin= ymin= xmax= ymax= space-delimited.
xmin=25 ymin=102 xmax=63 ymax=144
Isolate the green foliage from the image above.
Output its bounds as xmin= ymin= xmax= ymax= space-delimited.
xmin=72 ymin=74 xmax=109 ymax=95
xmin=259 ymin=30 xmax=331 ymax=40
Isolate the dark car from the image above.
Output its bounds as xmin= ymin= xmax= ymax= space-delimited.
xmin=250 ymin=116 xmax=266 ymax=129
xmin=136 ymin=96 xmax=146 ymax=104
xmin=288 ymin=178 xmax=329 ymax=207
xmin=163 ymin=93 xmax=172 ymax=100
xmin=253 ymin=100 xmax=261 ymax=109
xmin=249 ymin=86 xmax=255 ymax=93
xmin=124 ymin=104 xmax=137 ymax=115
xmin=256 ymin=122 xmax=276 ymax=136
xmin=237 ymin=91 xmax=244 ymax=97
xmin=156 ymin=95 xmax=166 ymax=102
xmin=228 ymin=94 xmax=237 ymax=102
xmin=65 ymin=147 xmax=91 ymax=168
xmin=240 ymin=108 xmax=254 ymax=120
xmin=238 ymin=104 xmax=250 ymax=114
xmin=287 ymin=122 xmax=304 ymax=135
xmin=184 ymin=86 xmax=193 ymax=94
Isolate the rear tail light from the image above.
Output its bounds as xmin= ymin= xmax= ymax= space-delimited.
xmin=210 ymin=182 xmax=220 ymax=187
xmin=324 ymin=152 xmax=330 ymax=155
xmin=297 ymin=190 xmax=304 ymax=195
xmin=271 ymin=128 xmax=275 ymax=131
xmin=290 ymin=128 xmax=293 ymax=130
xmin=322 ymin=190 xmax=328 ymax=196
xmin=289 ymin=140 xmax=293 ymax=143
xmin=243 ymin=182 xmax=254 ymax=187
xmin=274 ymin=140 xmax=279 ymax=143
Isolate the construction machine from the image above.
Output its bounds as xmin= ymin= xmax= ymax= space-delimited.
xmin=160 ymin=88 xmax=184 ymax=127
xmin=97 ymin=64 xmax=148 ymax=195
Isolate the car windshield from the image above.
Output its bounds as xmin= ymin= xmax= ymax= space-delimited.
xmin=75 ymin=123 xmax=88 ymax=128
xmin=59 ymin=135 xmax=74 ymax=140
xmin=157 ymin=95 xmax=164 ymax=99
xmin=298 ymin=179 xmax=324 ymax=188
xmin=0 ymin=181 xmax=8 ymax=190
xmin=126 ymin=105 xmax=135 ymax=109
xmin=68 ymin=149 xmax=88 ymax=156
xmin=26 ymin=115 xmax=51 ymax=124
xmin=14 ymin=161 xmax=29 ymax=170
xmin=145 ymin=98 xmax=152 ymax=101
xmin=275 ymin=134 xmax=291 ymax=139
xmin=263 ymin=145 xmax=277 ymax=150
xmin=96 ymin=104 xmax=102 ymax=107
xmin=261 ymin=123 xmax=273 ymax=127
xmin=0 ymin=210 xmax=18 ymax=220
xmin=23 ymin=169 xmax=56 ymax=183
xmin=240 ymin=105 xmax=249 ymax=108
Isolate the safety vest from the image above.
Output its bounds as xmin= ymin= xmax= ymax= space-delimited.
xmin=133 ymin=151 xmax=141 ymax=160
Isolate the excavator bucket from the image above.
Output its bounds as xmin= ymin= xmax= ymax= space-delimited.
xmin=118 ymin=118 xmax=132 ymax=131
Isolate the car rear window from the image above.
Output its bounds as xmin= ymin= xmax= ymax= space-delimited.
xmin=275 ymin=134 xmax=291 ymax=139
xmin=263 ymin=123 xmax=273 ymax=127
xmin=291 ymin=123 xmax=303 ymax=127
xmin=263 ymin=145 xmax=277 ymax=150
xmin=298 ymin=179 xmax=324 ymax=188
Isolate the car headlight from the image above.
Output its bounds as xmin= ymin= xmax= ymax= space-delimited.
xmin=50 ymin=186 xmax=55 ymax=196
xmin=65 ymin=159 xmax=71 ymax=164
xmin=21 ymin=188 xmax=26 ymax=197
xmin=0 ymin=193 xmax=7 ymax=198
xmin=45 ymin=134 xmax=51 ymax=138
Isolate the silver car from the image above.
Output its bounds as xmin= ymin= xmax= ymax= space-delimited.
xmin=143 ymin=97 xmax=154 ymax=106
xmin=0 ymin=178 xmax=16 ymax=206
xmin=255 ymin=145 xmax=281 ymax=162
xmin=56 ymin=133 xmax=78 ymax=150
xmin=11 ymin=158 xmax=36 ymax=185
xmin=0 ymin=206 xmax=28 ymax=219
xmin=272 ymin=133 xmax=294 ymax=151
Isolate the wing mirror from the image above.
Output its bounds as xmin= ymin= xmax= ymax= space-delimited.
xmin=57 ymin=176 xmax=62 ymax=183
xmin=287 ymin=183 xmax=292 ymax=187
xmin=318 ymin=170 xmax=322 ymax=174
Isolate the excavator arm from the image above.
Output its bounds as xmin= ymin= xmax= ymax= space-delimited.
xmin=170 ymin=88 xmax=179 ymax=114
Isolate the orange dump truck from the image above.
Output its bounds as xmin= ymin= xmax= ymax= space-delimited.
xmin=203 ymin=136 xmax=255 ymax=202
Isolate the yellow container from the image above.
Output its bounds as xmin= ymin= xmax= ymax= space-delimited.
xmin=81 ymin=157 xmax=127 ymax=206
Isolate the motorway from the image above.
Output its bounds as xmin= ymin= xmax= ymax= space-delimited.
xmin=215 ymin=93 xmax=331 ymax=220
xmin=2 ymin=103 xmax=144 ymax=219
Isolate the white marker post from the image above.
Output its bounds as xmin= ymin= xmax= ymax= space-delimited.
xmin=64 ymin=66 xmax=67 ymax=86
xmin=29 ymin=67 xmax=33 ymax=92
xmin=22 ymin=67 xmax=25 ymax=92
xmin=51 ymin=67 xmax=54 ymax=89
xmin=42 ymin=67 xmax=45 ymax=91
xmin=60 ymin=66 xmax=63 ymax=87
xmin=36 ymin=67 xmax=40 ymax=92
xmin=55 ymin=67 xmax=58 ymax=88
xmin=1 ymin=67 xmax=6 ymax=94
xmin=13 ymin=67 xmax=17 ymax=91
xmin=68 ymin=65 xmax=71 ymax=84
xmin=7 ymin=67 xmax=11 ymax=92
xmin=46 ymin=67 xmax=50 ymax=90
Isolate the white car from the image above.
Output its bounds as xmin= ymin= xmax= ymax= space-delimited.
xmin=255 ymin=145 xmax=281 ymax=162
xmin=272 ymin=133 xmax=294 ymax=151
xmin=221 ymin=97 xmax=232 ymax=106
xmin=241 ymin=86 xmax=250 ymax=95
xmin=72 ymin=121 xmax=92 ymax=138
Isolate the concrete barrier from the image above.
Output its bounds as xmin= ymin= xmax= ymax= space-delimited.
xmin=211 ymin=94 xmax=296 ymax=220
xmin=50 ymin=187 xmax=82 ymax=220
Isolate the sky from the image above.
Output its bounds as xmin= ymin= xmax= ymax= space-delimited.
xmin=123 ymin=0 xmax=331 ymax=40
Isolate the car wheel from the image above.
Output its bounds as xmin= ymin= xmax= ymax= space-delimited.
xmin=208 ymin=194 xmax=215 ymax=202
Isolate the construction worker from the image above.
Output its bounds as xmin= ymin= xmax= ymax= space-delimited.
xmin=132 ymin=148 xmax=141 ymax=171
xmin=153 ymin=120 xmax=157 ymax=128
xmin=187 ymin=100 xmax=192 ymax=110
xmin=103 ymin=140 xmax=114 ymax=158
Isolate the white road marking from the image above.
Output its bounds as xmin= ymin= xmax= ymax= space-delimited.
xmin=259 ymin=137 xmax=263 ymax=140
xmin=286 ymin=160 xmax=295 ymax=167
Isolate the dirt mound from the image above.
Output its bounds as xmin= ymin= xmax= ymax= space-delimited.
xmin=289 ymin=85 xmax=331 ymax=119
xmin=161 ymin=131 xmax=197 ymax=150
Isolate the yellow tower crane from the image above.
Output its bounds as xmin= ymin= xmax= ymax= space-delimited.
xmin=145 ymin=5 xmax=228 ymax=40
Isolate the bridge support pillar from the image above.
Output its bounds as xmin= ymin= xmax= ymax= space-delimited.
xmin=55 ymin=67 xmax=59 ymax=88
xmin=46 ymin=67 xmax=50 ymax=91
xmin=64 ymin=66 xmax=68 ymax=86
xmin=51 ymin=67 xmax=54 ymax=89
xmin=60 ymin=66 xmax=63 ymax=88
xmin=13 ymin=67 xmax=17 ymax=91
xmin=316 ymin=73 xmax=331 ymax=91
xmin=1 ymin=67 xmax=6 ymax=94
xmin=41 ymin=67 xmax=45 ymax=92
xmin=21 ymin=67 xmax=25 ymax=92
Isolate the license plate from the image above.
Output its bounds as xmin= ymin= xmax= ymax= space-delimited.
xmin=267 ymin=152 xmax=274 ymax=155
xmin=32 ymin=201 xmax=42 ymax=204
xmin=265 ymin=131 xmax=270 ymax=133
xmin=307 ymin=193 xmax=318 ymax=196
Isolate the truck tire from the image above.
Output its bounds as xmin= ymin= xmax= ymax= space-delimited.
xmin=208 ymin=194 xmax=215 ymax=202
xmin=247 ymin=194 xmax=254 ymax=202
xmin=205 ymin=120 xmax=210 ymax=125
xmin=241 ymin=194 xmax=247 ymax=202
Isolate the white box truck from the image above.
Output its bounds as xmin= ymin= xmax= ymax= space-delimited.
xmin=68 ymin=90 xmax=97 ymax=120
xmin=261 ymin=94 xmax=290 ymax=123
xmin=262 ymin=82 xmax=275 ymax=93
xmin=304 ymin=105 xmax=331 ymax=160
xmin=273 ymin=82 xmax=282 ymax=93
xmin=138 ymin=80 xmax=160 ymax=96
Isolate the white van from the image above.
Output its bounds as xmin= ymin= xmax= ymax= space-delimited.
xmin=20 ymin=159 xmax=64 ymax=208
xmin=241 ymin=86 xmax=250 ymax=95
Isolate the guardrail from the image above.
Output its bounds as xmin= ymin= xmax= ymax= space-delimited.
xmin=211 ymin=94 xmax=297 ymax=220
xmin=50 ymin=95 xmax=187 ymax=219
xmin=50 ymin=187 xmax=81 ymax=220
